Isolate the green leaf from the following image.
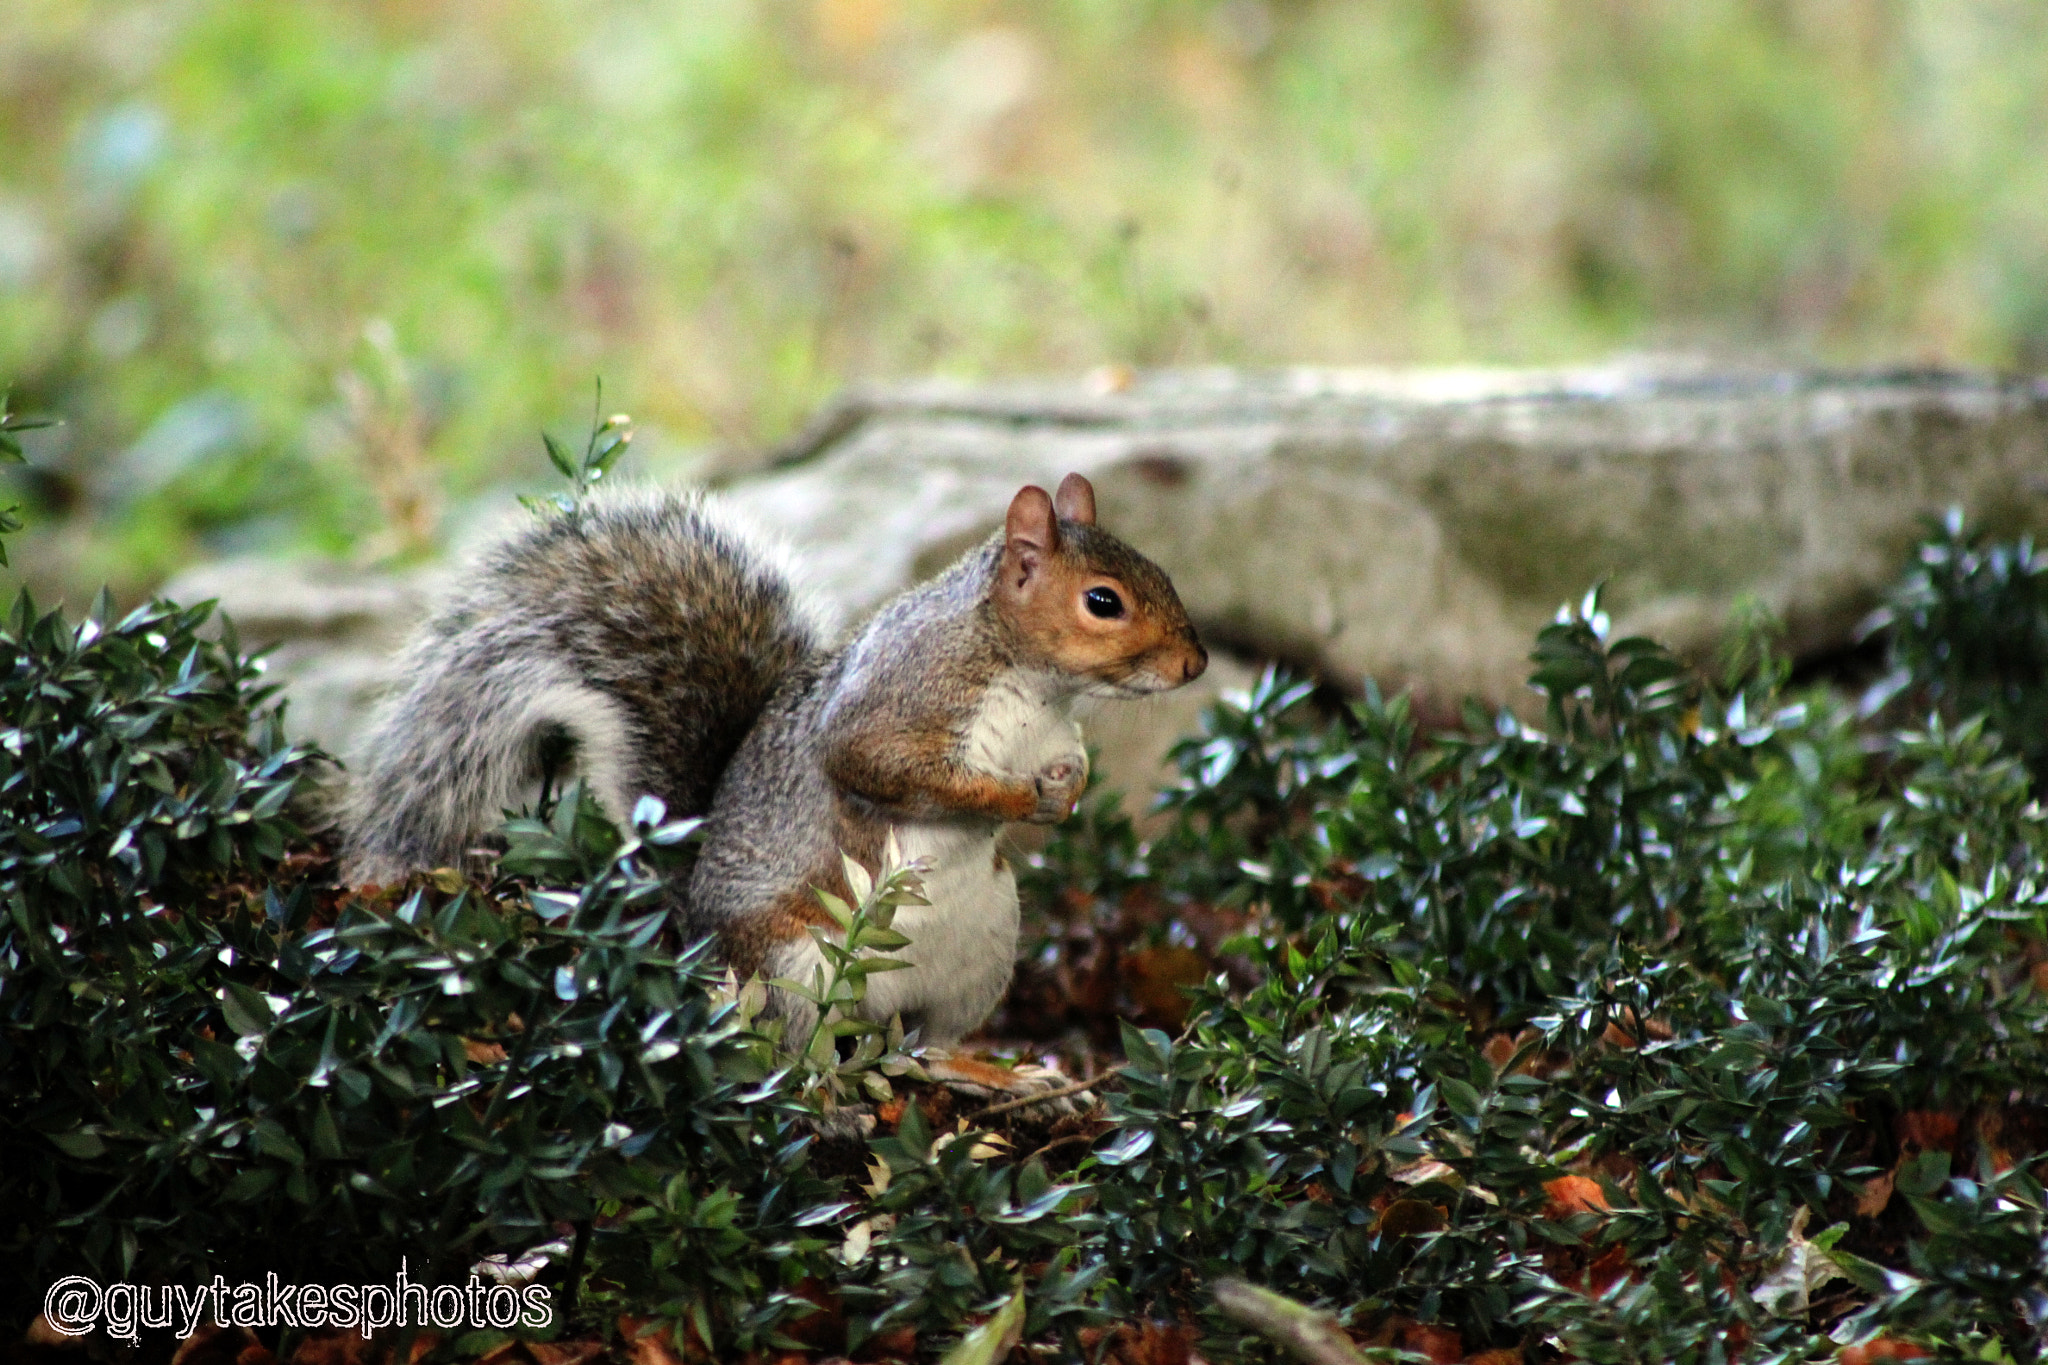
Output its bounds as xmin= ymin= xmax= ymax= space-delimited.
xmin=1906 ymin=1193 xmax=1970 ymax=1236
xmin=1119 ymin=1022 xmax=1170 ymax=1076
xmin=1897 ymin=1149 xmax=1950 ymax=1197
xmin=1092 ymin=1128 xmax=1154 ymax=1166
xmin=253 ymin=1119 xmax=306 ymax=1165
xmin=1822 ymin=1247 xmax=1900 ymax=1296
xmin=1439 ymin=1077 xmax=1484 ymax=1118
xmin=813 ymin=888 xmax=854 ymax=929
xmin=310 ymin=1101 xmax=347 ymax=1161
xmin=47 ymin=1129 xmax=106 ymax=1160
xmin=224 ymin=1167 xmax=280 ymax=1202
xmin=894 ymin=1098 xmax=931 ymax=1158
xmin=937 ymin=1283 xmax=1024 ymax=1365
xmin=220 ymin=982 xmax=274 ymax=1037
xmin=766 ymin=976 xmax=825 ymax=1006
xmin=542 ymin=432 xmax=577 ymax=480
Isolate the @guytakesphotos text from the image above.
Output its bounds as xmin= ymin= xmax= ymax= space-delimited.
xmin=43 ymin=1262 xmax=553 ymax=1342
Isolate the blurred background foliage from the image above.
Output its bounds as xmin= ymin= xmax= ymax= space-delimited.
xmin=4 ymin=0 xmax=2048 ymax=598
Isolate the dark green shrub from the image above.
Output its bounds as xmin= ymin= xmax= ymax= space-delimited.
xmin=1023 ymin=586 xmax=2048 ymax=1360
xmin=2 ymin=590 xmax=318 ymax=1300
xmin=0 ymin=586 xmax=841 ymax=1351
xmin=1866 ymin=508 xmax=2048 ymax=783
xmin=0 ymin=393 xmax=50 ymax=560
xmin=10 ymin=484 xmax=2048 ymax=1361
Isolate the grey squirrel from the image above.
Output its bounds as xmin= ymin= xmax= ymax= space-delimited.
xmin=341 ymin=472 xmax=1207 ymax=1042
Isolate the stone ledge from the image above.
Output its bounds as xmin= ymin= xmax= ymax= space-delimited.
xmin=165 ymin=365 xmax=2048 ymax=802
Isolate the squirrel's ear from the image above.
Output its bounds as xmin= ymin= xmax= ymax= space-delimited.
xmin=1005 ymin=485 xmax=1057 ymax=551
xmin=1003 ymin=485 xmax=1058 ymax=589
xmin=1053 ymin=472 xmax=1096 ymax=525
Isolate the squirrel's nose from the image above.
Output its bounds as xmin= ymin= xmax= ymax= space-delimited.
xmin=1182 ymin=640 xmax=1208 ymax=683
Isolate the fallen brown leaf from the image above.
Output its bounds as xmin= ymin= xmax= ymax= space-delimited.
xmin=1897 ymin=1110 xmax=1960 ymax=1153
xmin=1542 ymin=1174 xmax=1609 ymax=1220
xmin=527 ymin=1341 xmax=606 ymax=1365
xmin=1124 ymin=945 xmax=1208 ymax=1029
xmin=283 ymin=1328 xmax=374 ymax=1365
xmin=1856 ymin=1168 xmax=1896 ymax=1217
xmin=616 ymin=1317 xmax=685 ymax=1365
xmin=1840 ymin=1339 xmax=1932 ymax=1364
xmin=857 ymin=1324 xmax=917 ymax=1362
xmin=1397 ymin=1323 xmax=1462 ymax=1364
xmin=463 ymin=1038 xmax=509 ymax=1066
xmin=174 ymin=1325 xmax=264 ymax=1365
xmin=1112 ymin=1321 xmax=1196 ymax=1365
xmin=24 ymin=1317 xmax=84 ymax=1349
xmin=1601 ymin=1009 xmax=1673 ymax=1049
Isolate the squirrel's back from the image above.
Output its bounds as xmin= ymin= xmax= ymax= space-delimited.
xmin=340 ymin=487 xmax=821 ymax=883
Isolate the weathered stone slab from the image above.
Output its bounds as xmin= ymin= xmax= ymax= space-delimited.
xmin=164 ymin=365 xmax=2048 ymax=802
xmin=731 ymin=365 xmax=2048 ymax=707
xmin=158 ymin=557 xmax=447 ymax=766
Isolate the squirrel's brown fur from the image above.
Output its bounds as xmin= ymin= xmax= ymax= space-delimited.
xmin=342 ymin=474 xmax=1206 ymax=1041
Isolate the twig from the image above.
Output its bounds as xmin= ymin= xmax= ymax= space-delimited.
xmin=970 ymin=1011 xmax=1203 ymax=1123
xmin=1023 ymin=1131 xmax=1097 ymax=1164
xmin=973 ymin=1066 xmax=1124 ymax=1121
xmin=1211 ymin=1280 xmax=1372 ymax=1365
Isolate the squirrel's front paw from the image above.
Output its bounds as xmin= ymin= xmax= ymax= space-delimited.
xmin=1028 ymin=754 xmax=1088 ymax=823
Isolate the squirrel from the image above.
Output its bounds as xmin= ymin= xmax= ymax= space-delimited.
xmin=340 ymin=472 xmax=1207 ymax=1043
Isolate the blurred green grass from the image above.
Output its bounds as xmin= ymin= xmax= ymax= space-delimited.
xmin=3 ymin=0 xmax=2047 ymax=598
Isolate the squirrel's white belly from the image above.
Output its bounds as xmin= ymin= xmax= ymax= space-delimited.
xmin=860 ymin=676 xmax=1075 ymax=1039
xmin=859 ymin=821 xmax=1019 ymax=1042
xmin=764 ymin=675 xmax=1079 ymax=1044
xmin=763 ymin=821 xmax=1017 ymax=1045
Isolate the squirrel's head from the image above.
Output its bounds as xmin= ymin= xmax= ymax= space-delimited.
xmin=994 ymin=472 xmax=1208 ymax=696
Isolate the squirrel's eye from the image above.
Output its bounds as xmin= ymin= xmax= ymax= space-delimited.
xmin=1084 ymin=586 xmax=1125 ymax=619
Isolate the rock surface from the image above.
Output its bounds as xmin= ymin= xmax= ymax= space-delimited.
xmin=738 ymin=364 xmax=2048 ymax=706
xmin=165 ymin=364 xmax=2048 ymax=802
xmin=159 ymin=556 xmax=447 ymax=770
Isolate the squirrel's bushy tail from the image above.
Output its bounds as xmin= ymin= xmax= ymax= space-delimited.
xmin=340 ymin=488 xmax=821 ymax=884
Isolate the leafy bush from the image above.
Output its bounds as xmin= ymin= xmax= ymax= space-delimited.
xmin=9 ymin=517 xmax=2048 ymax=1363
xmin=1013 ymin=584 xmax=2048 ymax=1360
xmin=0 ymin=393 xmax=49 ymax=559
xmin=0 ymin=586 xmax=842 ymax=1350
xmin=1865 ymin=509 xmax=2048 ymax=785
